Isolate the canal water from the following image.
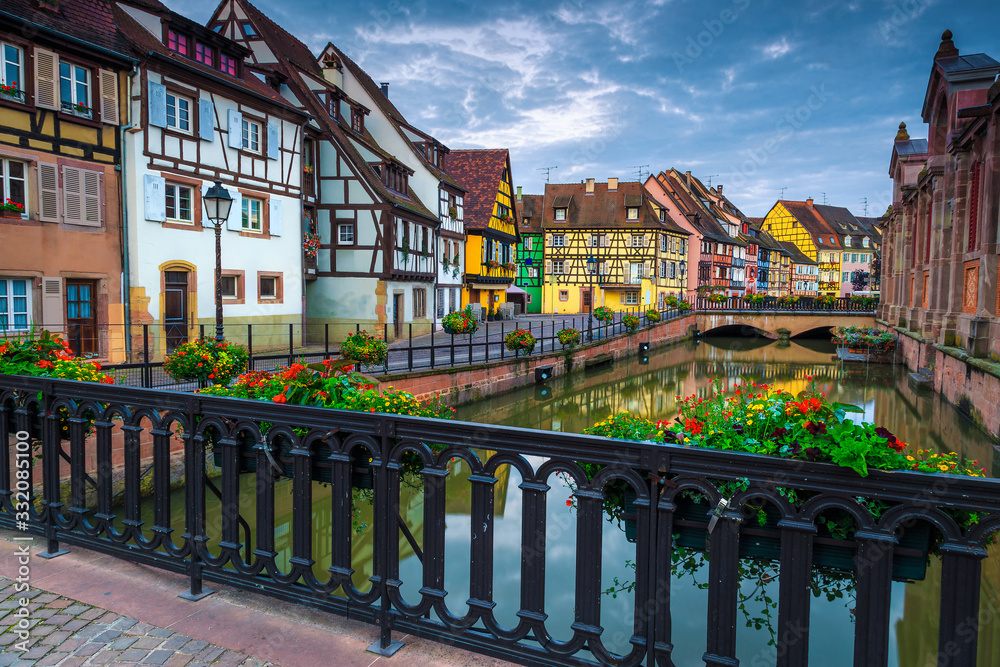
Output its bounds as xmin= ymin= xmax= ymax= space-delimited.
xmin=125 ymin=336 xmax=1000 ymax=666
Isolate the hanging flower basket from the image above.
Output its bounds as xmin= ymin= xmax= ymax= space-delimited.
xmin=593 ymin=306 xmax=614 ymax=324
xmin=163 ymin=338 xmax=249 ymax=386
xmin=557 ymin=327 xmax=581 ymax=348
xmin=340 ymin=330 xmax=388 ymax=367
xmin=442 ymin=307 xmax=479 ymax=335
xmin=645 ymin=309 xmax=661 ymax=323
xmin=813 ymin=294 xmax=837 ymax=308
xmin=622 ymin=314 xmax=640 ymax=332
xmin=504 ymin=328 xmax=536 ymax=355
xmin=303 ymin=231 xmax=322 ymax=258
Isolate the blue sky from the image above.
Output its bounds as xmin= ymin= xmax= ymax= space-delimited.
xmin=177 ymin=0 xmax=999 ymax=216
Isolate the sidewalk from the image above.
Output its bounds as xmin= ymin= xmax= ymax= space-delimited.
xmin=0 ymin=533 xmax=512 ymax=666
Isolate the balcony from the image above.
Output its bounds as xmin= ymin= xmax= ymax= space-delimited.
xmin=473 ymin=262 xmax=516 ymax=284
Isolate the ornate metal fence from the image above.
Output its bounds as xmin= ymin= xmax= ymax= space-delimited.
xmin=1 ymin=374 xmax=998 ymax=666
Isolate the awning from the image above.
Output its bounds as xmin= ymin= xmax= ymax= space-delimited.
xmin=505 ymin=285 xmax=527 ymax=295
xmin=469 ymin=283 xmax=508 ymax=290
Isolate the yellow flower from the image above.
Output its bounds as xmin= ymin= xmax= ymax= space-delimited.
xmin=938 ymin=464 xmax=948 ymax=471
xmin=906 ymin=455 xmax=915 ymax=461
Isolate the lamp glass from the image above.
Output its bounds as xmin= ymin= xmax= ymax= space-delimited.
xmin=203 ymin=180 xmax=234 ymax=224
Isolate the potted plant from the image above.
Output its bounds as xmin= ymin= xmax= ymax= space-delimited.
xmin=303 ymin=164 xmax=314 ymax=175
xmin=663 ymin=296 xmax=679 ymax=308
xmin=645 ymin=309 xmax=661 ymax=324
xmin=593 ymin=306 xmax=614 ymax=324
xmin=503 ymin=262 xmax=516 ymax=272
xmin=707 ymin=292 xmax=728 ymax=304
xmin=504 ymin=328 xmax=536 ymax=356
xmin=441 ymin=252 xmax=450 ymax=269
xmin=1 ymin=199 xmax=24 ymax=218
xmin=303 ymin=231 xmax=322 ymax=259
xmin=0 ymin=82 xmax=22 ymax=101
xmin=744 ymin=293 xmax=766 ymax=308
xmin=557 ymin=327 xmax=581 ymax=348
xmin=677 ymin=300 xmax=692 ymax=311
xmin=813 ymin=293 xmax=837 ymax=308
xmin=622 ymin=314 xmax=640 ymax=332
xmin=163 ymin=337 xmax=249 ymax=387
xmin=486 ymin=306 xmax=496 ymax=321
xmin=486 ymin=260 xmax=501 ymax=270
xmin=776 ymin=295 xmax=800 ymax=308
xmin=448 ymin=206 xmax=458 ymax=219
xmin=72 ymin=102 xmax=90 ymax=115
xmin=442 ymin=306 xmax=479 ymax=336
xmin=339 ymin=330 xmax=388 ymax=368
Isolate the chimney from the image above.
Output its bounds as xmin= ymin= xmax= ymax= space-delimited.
xmin=717 ymin=184 xmax=723 ymax=195
xmin=586 ymin=178 xmax=595 ymax=194
xmin=516 ymin=186 xmax=522 ymax=202
xmin=608 ymin=177 xmax=618 ymax=191
xmin=380 ymin=82 xmax=390 ymax=98
xmin=685 ymin=170 xmax=692 ymax=187
xmin=807 ymin=197 xmax=814 ymax=207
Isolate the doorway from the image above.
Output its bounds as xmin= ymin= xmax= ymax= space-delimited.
xmin=164 ymin=271 xmax=189 ymax=352
xmin=580 ymin=287 xmax=592 ymax=313
xmin=65 ymin=280 xmax=98 ymax=356
xmin=393 ymin=293 xmax=404 ymax=339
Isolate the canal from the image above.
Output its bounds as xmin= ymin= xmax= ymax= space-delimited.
xmin=126 ymin=336 xmax=1000 ymax=666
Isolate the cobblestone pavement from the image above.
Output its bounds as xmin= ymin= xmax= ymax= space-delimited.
xmin=0 ymin=578 xmax=270 ymax=667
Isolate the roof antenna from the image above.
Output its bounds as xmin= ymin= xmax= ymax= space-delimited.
xmin=632 ymin=164 xmax=650 ymax=181
xmin=538 ymin=166 xmax=558 ymax=183
xmin=777 ymin=187 xmax=787 ymax=199
xmin=860 ymin=197 xmax=868 ymax=217
xmin=821 ymin=192 xmax=828 ymax=205
xmin=705 ymin=175 xmax=720 ymax=188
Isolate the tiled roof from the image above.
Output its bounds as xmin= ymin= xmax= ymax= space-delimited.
xmin=937 ymin=53 xmax=1000 ymax=76
xmin=661 ymin=170 xmax=739 ymax=244
xmin=747 ymin=217 xmax=766 ymax=226
xmin=538 ymin=181 xmax=689 ymax=235
xmin=3 ymin=0 xmax=133 ymax=60
xmin=516 ymin=194 xmax=544 ymax=233
xmin=113 ymin=5 xmax=297 ymax=110
xmin=895 ymin=139 xmax=928 ymax=156
xmin=779 ymin=200 xmax=843 ymax=249
xmin=441 ymin=149 xmax=510 ymax=231
xmin=777 ymin=241 xmax=817 ymax=265
xmin=239 ymin=0 xmax=322 ymax=75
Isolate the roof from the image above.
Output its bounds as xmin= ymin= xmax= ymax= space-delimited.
xmin=659 ymin=170 xmax=737 ymax=244
xmin=2 ymin=0 xmax=133 ymax=61
xmin=813 ymin=204 xmax=863 ymax=233
xmin=778 ymin=200 xmax=843 ymax=249
xmin=747 ymin=217 xmax=765 ymax=226
xmin=239 ymin=0 xmax=322 ymax=75
xmin=778 ymin=241 xmax=817 ymax=265
xmin=516 ymin=194 xmax=544 ymax=234
xmin=113 ymin=5 xmax=298 ymax=111
xmin=937 ymin=53 xmax=1000 ymax=76
xmin=895 ymin=139 xmax=929 ymax=156
xmin=441 ymin=149 xmax=511 ymax=231
xmin=539 ymin=181 xmax=690 ymax=235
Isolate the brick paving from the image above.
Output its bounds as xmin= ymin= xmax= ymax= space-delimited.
xmin=0 ymin=578 xmax=270 ymax=667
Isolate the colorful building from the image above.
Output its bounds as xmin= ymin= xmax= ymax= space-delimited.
xmin=761 ymin=199 xmax=845 ymax=296
xmin=443 ymin=149 xmax=518 ymax=314
xmin=0 ymin=0 xmax=134 ymax=361
xmin=515 ymin=191 xmax=543 ymax=313
xmin=779 ymin=242 xmax=819 ymax=297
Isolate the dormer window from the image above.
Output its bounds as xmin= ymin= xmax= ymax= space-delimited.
xmin=554 ymin=208 xmax=567 ymax=221
xmin=195 ymin=43 xmax=213 ymax=67
xmin=351 ymin=107 xmax=364 ymax=133
xmin=167 ymin=30 xmax=189 ymax=56
xmin=219 ymin=53 xmax=238 ymax=77
xmin=830 ymin=237 xmax=835 ymax=245
xmin=658 ymin=209 xmax=665 ymax=222
xmin=818 ymin=237 xmax=823 ymax=244
xmin=844 ymin=235 xmax=852 ymax=245
xmin=626 ymin=207 xmax=638 ymax=220
xmin=376 ymin=161 xmax=409 ymax=195
xmin=863 ymin=237 xmax=870 ymax=247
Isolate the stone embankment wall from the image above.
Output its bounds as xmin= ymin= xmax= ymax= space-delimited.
xmin=379 ymin=314 xmax=697 ymax=405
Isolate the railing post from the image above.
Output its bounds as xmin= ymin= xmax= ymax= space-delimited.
xmin=703 ymin=506 xmax=741 ymax=666
xmin=430 ymin=325 xmax=435 ymax=369
xmin=288 ymin=323 xmax=295 ymax=366
xmin=368 ymin=418 xmax=404 ymax=656
xmin=853 ymin=532 xmax=894 ymax=666
xmin=776 ymin=520 xmax=816 ymax=667
xmin=324 ymin=323 xmax=330 ymax=360
xmin=38 ymin=382 xmax=69 ymax=559
xmin=247 ymin=324 xmax=254 ymax=371
xmin=937 ymin=544 xmax=987 ymax=667
xmin=180 ymin=397 xmax=213 ymax=601
xmin=142 ymin=324 xmax=151 ymax=388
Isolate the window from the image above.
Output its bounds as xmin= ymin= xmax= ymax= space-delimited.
xmin=241 ymin=22 xmax=257 ymax=37
xmin=59 ymin=61 xmax=90 ymax=116
xmin=659 ymin=209 xmax=665 ymax=222
xmin=242 ymin=118 xmax=260 ymax=152
xmin=165 ymin=183 xmax=193 ymax=222
xmin=0 ymin=159 xmax=26 ymax=216
xmin=552 ymin=234 xmax=565 ymax=248
xmin=554 ymin=208 xmax=566 ymax=221
xmin=842 ymin=271 xmax=849 ymax=282
xmin=0 ymin=278 xmax=30 ymax=332
xmin=660 ymin=260 xmax=667 ymax=278
xmin=220 ymin=53 xmax=238 ymax=77
xmin=559 ymin=290 xmax=569 ymax=301
xmin=680 ymin=239 xmax=686 ymax=256
xmin=830 ymin=237 xmax=835 ymax=245
xmin=337 ymin=223 xmax=354 ymax=243
xmin=167 ymin=30 xmax=189 ymax=56
xmin=436 ymin=288 xmax=445 ymax=318
xmin=591 ymin=234 xmax=600 ymax=248
xmin=843 ymin=252 xmax=849 ymax=262
xmin=626 ymin=207 xmax=639 ymax=220
xmin=259 ymin=275 xmax=277 ymax=299
xmin=851 ymin=253 xmax=858 ymax=263
xmin=195 ymin=43 xmax=213 ymax=67
xmin=1 ymin=42 xmax=24 ymax=102
xmin=624 ymin=292 xmax=639 ymax=305
xmin=660 ymin=234 xmax=667 ymax=252
xmin=220 ymin=274 xmax=243 ymax=300
xmin=863 ymin=237 xmax=870 ymax=248
xmin=632 ymin=234 xmax=644 ymax=247
xmin=844 ymin=235 xmax=852 ymax=245
xmin=818 ymin=237 xmax=823 ymax=245
xmin=351 ymin=107 xmax=364 ymax=133
xmin=553 ymin=261 xmax=564 ymax=275
xmin=166 ymin=93 xmax=191 ymax=133
xmin=242 ymin=197 xmax=263 ymax=232
xmin=414 ymin=288 xmax=426 ymax=318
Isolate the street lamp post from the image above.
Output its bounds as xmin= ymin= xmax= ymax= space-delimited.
xmin=679 ymin=260 xmax=687 ymax=303
xmin=587 ymin=255 xmax=597 ymax=341
xmin=203 ymin=180 xmax=234 ymax=342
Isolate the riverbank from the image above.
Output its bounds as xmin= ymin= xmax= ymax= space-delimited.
xmin=374 ymin=313 xmax=697 ymax=405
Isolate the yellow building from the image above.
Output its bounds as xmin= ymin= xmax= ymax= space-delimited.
xmin=540 ymin=179 xmax=689 ymax=314
xmin=443 ymin=149 xmax=519 ymax=314
xmin=761 ymin=199 xmax=843 ymax=296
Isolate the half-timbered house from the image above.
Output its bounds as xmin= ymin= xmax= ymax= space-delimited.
xmin=442 ymin=149 xmax=518 ymax=314
xmin=113 ymin=0 xmax=308 ymax=355
xmin=207 ymin=0 xmax=458 ymax=340
xmin=0 ymin=0 xmax=134 ymax=361
xmin=515 ymin=191 xmax=544 ymax=313
xmin=540 ymin=179 xmax=687 ymax=315
xmin=779 ymin=242 xmax=819 ymax=297
xmin=762 ymin=199 xmax=845 ymax=296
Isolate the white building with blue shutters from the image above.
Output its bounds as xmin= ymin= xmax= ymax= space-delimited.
xmin=114 ymin=0 xmax=309 ymax=354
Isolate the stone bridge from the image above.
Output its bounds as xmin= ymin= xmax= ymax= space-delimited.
xmin=694 ymin=310 xmax=876 ymax=338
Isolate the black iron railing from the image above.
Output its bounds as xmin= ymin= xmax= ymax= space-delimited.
xmin=695 ymin=296 xmax=878 ymax=312
xmin=1 ymin=375 xmax=998 ymax=666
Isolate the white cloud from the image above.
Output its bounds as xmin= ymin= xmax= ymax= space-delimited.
xmin=761 ymin=37 xmax=794 ymax=60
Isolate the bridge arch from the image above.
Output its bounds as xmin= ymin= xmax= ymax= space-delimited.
xmin=694 ymin=312 xmax=875 ymax=339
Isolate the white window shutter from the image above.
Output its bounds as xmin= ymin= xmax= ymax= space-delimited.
xmin=62 ymin=166 xmax=83 ymax=225
xmin=268 ymin=198 xmax=282 ymax=235
xmin=545 ymin=234 xmax=551 ymax=246
xmin=226 ymin=191 xmax=242 ymax=231
xmin=144 ymin=174 xmax=166 ymax=222
xmin=82 ymin=170 xmax=102 ymax=225
xmin=602 ymin=234 xmax=609 ymax=247
xmin=198 ymin=99 xmax=215 ymax=141
xmin=544 ymin=260 xmax=552 ymax=274
xmin=42 ymin=278 xmax=64 ymax=333
xmin=148 ymin=81 xmax=167 ymax=128
xmin=228 ymin=109 xmax=243 ymax=149
xmin=266 ymin=122 xmax=280 ymax=160
xmin=37 ymin=163 xmax=60 ymax=222
xmin=99 ymin=69 xmax=119 ymax=125
xmin=34 ymin=49 xmax=58 ymax=110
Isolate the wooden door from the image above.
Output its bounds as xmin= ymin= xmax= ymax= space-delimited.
xmin=65 ymin=280 xmax=97 ymax=356
xmin=164 ymin=271 xmax=188 ymax=352
xmin=393 ymin=293 xmax=404 ymax=339
xmin=581 ymin=288 xmax=592 ymax=313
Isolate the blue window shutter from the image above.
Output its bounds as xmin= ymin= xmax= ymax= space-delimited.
xmin=266 ymin=122 xmax=280 ymax=160
xmin=228 ymin=109 xmax=243 ymax=149
xmin=143 ymin=174 xmax=166 ymax=222
xmin=198 ymin=99 xmax=215 ymax=141
xmin=226 ymin=191 xmax=242 ymax=231
xmin=148 ymin=81 xmax=167 ymax=128
xmin=268 ymin=199 xmax=282 ymax=236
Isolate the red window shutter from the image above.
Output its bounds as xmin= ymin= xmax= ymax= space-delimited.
xmin=968 ymin=162 xmax=981 ymax=251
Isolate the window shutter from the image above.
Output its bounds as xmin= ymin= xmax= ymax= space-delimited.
xmin=646 ymin=262 xmax=652 ymax=278
xmin=99 ymin=69 xmax=119 ymax=125
xmin=644 ymin=234 xmax=649 ymax=247
xmin=226 ymin=191 xmax=242 ymax=231
xmin=62 ymin=166 xmax=83 ymax=225
xmin=228 ymin=109 xmax=243 ymax=149
xmin=82 ymin=170 xmax=102 ymax=225
xmin=268 ymin=198 xmax=282 ymax=235
xmin=602 ymin=261 xmax=609 ymax=275
xmin=266 ymin=122 xmax=280 ymax=160
xmin=545 ymin=260 xmax=552 ymax=274
xmin=42 ymin=278 xmax=64 ymax=333
xmin=602 ymin=234 xmax=609 ymax=247
xmin=34 ymin=48 xmax=58 ymax=110
xmin=545 ymin=234 xmax=551 ymax=246
xmin=144 ymin=174 xmax=166 ymax=222
xmin=37 ymin=163 xmax=60 ymax=222
xmin=198 ymin=99 xmax=215 ymax=141
xmin=148 ymin=80 xmax=167 ymax=128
